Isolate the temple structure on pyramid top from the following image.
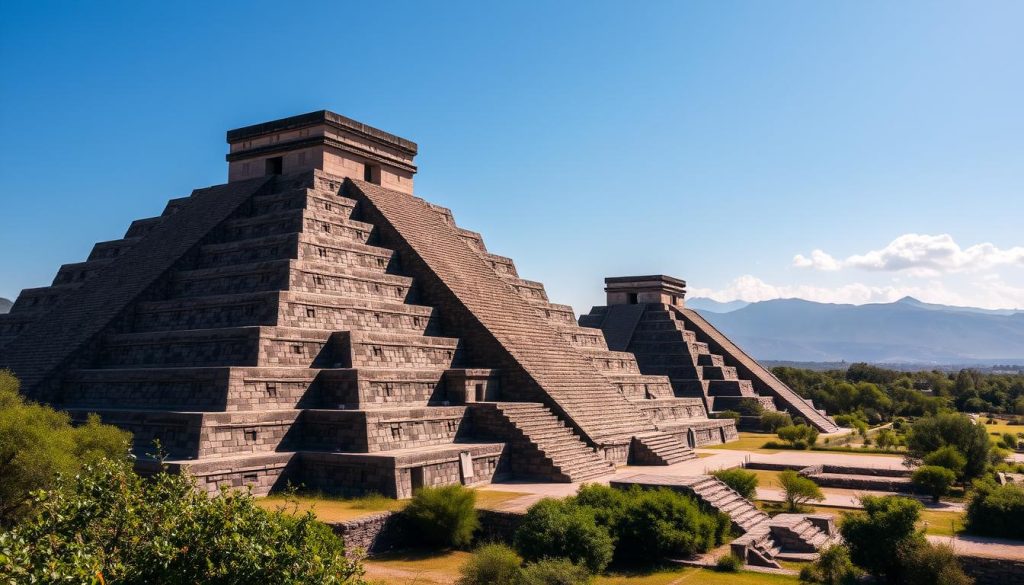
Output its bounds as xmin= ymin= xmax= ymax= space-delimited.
xmin=0 ymin=111 xmax=836 ymax=497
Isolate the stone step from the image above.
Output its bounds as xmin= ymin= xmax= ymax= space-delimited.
xmin=216 ymin=208 xmax=375 ymax=245
xmin=342 ymin=330 xmax=463 ymax=370
xmin=87 ymin=237 xmax=142 ymax=262
xmin=124 ymin=216 xmax=163 ymax=238
xmin=497 ymin=275 xmax=548 ymax=302
xmin=96 ymin=326 xmax=341 ymax=369
xmin=52 ymin=258 xmax=115 ymax=287
xmin=697 ymin=353 xmax=725 ymax=367
xmin=248 ymin=187 xmax=357 ymax=217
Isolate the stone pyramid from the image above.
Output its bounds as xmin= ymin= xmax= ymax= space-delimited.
xmin=0 ymin=111 xmax=740 ymax=498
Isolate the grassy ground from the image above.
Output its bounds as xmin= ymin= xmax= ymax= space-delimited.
xmin=705 ymin=432 xmax=781 ymax=453
xmin=983 ymin=420 xmax=1024 ymax=440
xmin=256 ymin=489 xmax=529 ymax=523
xmin=756 ymin=501 xmax=964 ymax=537
xmin=595 ymin=566 xmax=800 ymax=584
xmin=362 ymin=550 xmax=801 ymax=585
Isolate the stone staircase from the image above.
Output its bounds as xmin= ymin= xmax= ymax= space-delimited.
xmin=475 ymin=402 xmax=615 ymax=482
xmin=676 ymin=475 xmax=770 ymax=533
xmin=768 ymin=514 xmax=835 ymax=552
xmin=630 ymin=431 xmax=697 ymax=465
xmin=580 ymin=301 xmax=837 ymax=433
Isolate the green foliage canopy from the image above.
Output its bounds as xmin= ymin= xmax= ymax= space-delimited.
xmin=403 ymin=484 xmax=479 ymax=549
xmin=0 ymin=370 xmax=131 ymax=525
xmin=840 ymin=495 xmax=924 ymax=584
xmin=0 ymin=458 xmax=363 ymax=584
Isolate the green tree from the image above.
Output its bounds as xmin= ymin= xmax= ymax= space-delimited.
xmin=875 ymin=429 xmax=897 ymax=450
xmin=0 ymin=458 xmax=363 ymax=584
xmin=760 ymin=411 xmax=794 ymax=433
xmin=403 ymin=484 xmax=479 ymax=549
xmin=520 ymin=558 xmax=591 ymax=585
xmin=457 ymin=543 xmax=523 ymax=585
xmin=798 ymin=544 xmax=859 ymax=585
xmin=711 ymin=468 xmax=758 ymax=500
xmin=777 ymin=424 xmax=820 ymax=449
xmin=923 ymin=445 xmax=968 ymax=480
xmin=779 ymin=470 xmax=824 ymax=511
xmin=899 ymin=542 xmax=972 ymax=585
xmin=840 ymin=495 xmax=924 ymax=584
xmin=611 ymin=487 xmax=730 ymax=564
xmin=0 ymin=370 xmax=131 ymax=525
xmin=514 ymin=498 xmax=613 ymax=573
xmin=911 ymin=466 xmax=956 ymax=502
xmin=906 ymin=413 xmax=992 ymax=481
xmin=964 ymin=477 xmax=1024 ymax=539
xmin=1001 ymin=432 xmax=1019 ymax=450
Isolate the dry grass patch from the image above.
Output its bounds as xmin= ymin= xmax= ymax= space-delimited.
xmin=704 ymin=432 xmax=782 ymax=453
xmin=257 ymin=488 xmax=531 ymax=523
xmin=595 ymin=566 xmax=800 ymax=584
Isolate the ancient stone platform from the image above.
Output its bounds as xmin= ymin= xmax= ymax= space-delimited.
xmin=0 ymin=110 xmax=786 ymax=498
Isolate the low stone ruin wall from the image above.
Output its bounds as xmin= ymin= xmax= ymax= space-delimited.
xmin=331 ymin=508 xmax=526 ymax=558
xmin=744 ymin=461 xmax=914 ymax=492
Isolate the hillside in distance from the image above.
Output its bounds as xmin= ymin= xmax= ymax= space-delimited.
xmin=0 ymin=298 xmax=11 ymax=314
xmin=694 ymin=296 xmax=1024 ymax=364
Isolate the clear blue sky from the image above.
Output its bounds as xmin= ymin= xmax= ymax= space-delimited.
xmin=2 ymin=1 xmax=1022 ymax=312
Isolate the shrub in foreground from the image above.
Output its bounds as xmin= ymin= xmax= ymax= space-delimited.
xmin=714 ymin=554 xmax=742 ymax=572
xmin=514 ymin=498 xmax=613 ymax=573
xmin=403 ymin=484 xmax=479 ymax=548
xmin=0 ymin=458 xmax=363 ymax=584
xmin=611 ymin=487 xmax=730 ymax=564
xmin=840 ymin=495 xmax=923 ymax=583
xmin=457 ymin=543 xmax=522 ymax=585
xmin=0 ymin=370 xmax=132 ymax=525
xmin=798 ymin=544 xmax=859 ymax=585
xmin=711 ymin=468 xmax=758 ymax=500
xmin=520 ymin=558 xmax=591 ymax=585
xmin=899 ymin=542 xmax=972 ymax=585
xmin=964 ymin=477 xmax=1024 ymax=539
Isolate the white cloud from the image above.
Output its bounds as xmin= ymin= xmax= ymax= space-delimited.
xmin=792 ymin=234 xmax=1024 ymax=276
xmin=688 ymin=274 xmax=1024 ymax=309
xmin=792 ymin=249 xmax=841 ymax=271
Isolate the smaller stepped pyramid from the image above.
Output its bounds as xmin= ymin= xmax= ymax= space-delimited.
xmin=0 ymin=110 xmax=738 ymax=498
xmin=580 ymin=276 xmax=838 ymax=433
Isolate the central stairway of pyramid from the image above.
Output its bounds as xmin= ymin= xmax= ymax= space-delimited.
xmin=0 ymin=110 xmax=740 ymax=498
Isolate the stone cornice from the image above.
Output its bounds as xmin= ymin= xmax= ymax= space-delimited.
xmin=226 ymin=110 xmax=417 ymax=155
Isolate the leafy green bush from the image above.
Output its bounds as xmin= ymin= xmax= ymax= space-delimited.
xmin=520 ymin=558 xmax=591 ymax=585
xmin=714 ymin=554 xmax=742 ymax=572
xmin=798 ymin=544 xmax=859 ymax=585
xmin=713 ymin=410 xmax=741 ymax=421
xmin=457 ymin=543 xmax=523 ymax=585
xmin=571 ymin=483 xmax=628 ymax=529
xmin=899 ymin=542 xmax=972 ymax=585
xmin=711 ymin=468 xmax=758 ymax=500
xmin=514 ymin=498 xmax=613 ymax=573
xmin=760 ymin=411 xmax=794 ymax=433
xmin=0 ymin=458 xmax=362 ymax=584
xmin=734 ymin=398 xmax=764 ymax=417
xmin=907 ymin=413 xmax=992 ymax=481
xmin=403 ymin=484 xmax=479 ymax=549
xmin=840 ymin=495 xmax=923 ymax=583
xmin=964 ymin=477 xmax=1024 ymax=539
xmin=779 ymin=470 xmax=824 ymax=511
xmin=922 ymin=445 xmax=967 ymax=480
xmin=777 ymin=424 xmax=820 ymax=449
xmin=611 ymin=487 xmax=730 ymax=564
xmin=0 ymin=370 xmax=132 ymax=525
xmin=1001 ymin=432 xmax=1019 ymax=450
xmin=912 ymin=466 xmax=956 ymax=502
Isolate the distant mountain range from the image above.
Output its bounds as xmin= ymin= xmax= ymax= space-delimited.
xmin=0 ymin=297 xmax=11 ymax=314
xmin=689 ymin=296 xmax=1024 ymax=365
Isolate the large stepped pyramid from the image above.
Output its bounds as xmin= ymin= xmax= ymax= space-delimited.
xmin=1 ymin=110 xmax=737 ymax=498
xmin=580 ymin=275 xmax=838 ymax=433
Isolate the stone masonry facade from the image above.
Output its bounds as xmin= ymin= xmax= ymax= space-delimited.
xmin=0 ymin=110 xmax=756 ymax=498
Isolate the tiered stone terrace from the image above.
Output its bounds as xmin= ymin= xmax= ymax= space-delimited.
xmin=581 ymin=276 xmax=838 ymax=433
xmin=1 ymin=110 xmax=741 ymax=498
